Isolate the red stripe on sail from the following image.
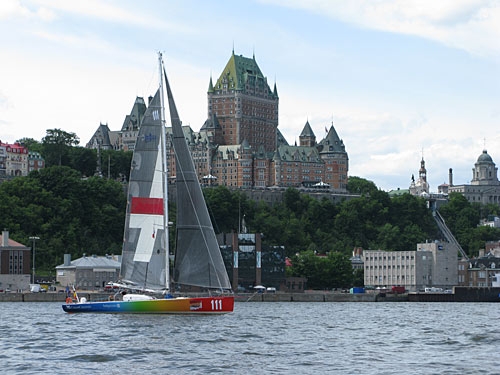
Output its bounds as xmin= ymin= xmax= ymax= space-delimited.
xmin=130 ymin=197 xmax=164 ymax=215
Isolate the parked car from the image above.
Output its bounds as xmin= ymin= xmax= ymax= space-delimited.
xmin=391 ymin=286 xmax=406 ymax=294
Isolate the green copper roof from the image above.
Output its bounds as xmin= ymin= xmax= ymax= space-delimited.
xmin=275 ymin=145 xmax=321 ymax=163
xmin=300 ymin=121 xmax=315 ymax=137
xmin=319 ymin=124 xmax=346 ymax=153
xmin=213 ymin=52 xmax=277 ymax=98
xmin=208 ymin=76 xmax=214 ymax=93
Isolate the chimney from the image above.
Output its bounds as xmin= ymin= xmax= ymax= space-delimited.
xmin=64 ymin=254 xmax=72 ymax=266
xmin=449 ymin=168 xmax=453 ymax=187
xmin=2 ymin=229 xmax=8 ymax=247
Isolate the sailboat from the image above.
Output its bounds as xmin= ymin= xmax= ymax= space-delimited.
xmin=62 ymin=53 xmax=234 ymax=314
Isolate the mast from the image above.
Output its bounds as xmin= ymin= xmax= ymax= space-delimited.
xmin=158 ymin=52 xmax=170 ymax=292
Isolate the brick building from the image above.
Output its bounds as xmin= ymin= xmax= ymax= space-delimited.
xmin=0 ymin=230 xmax=31 ymax=292
xmin=87 ymin=51 xmax=349 ymax=191
xmin=28 ymin=151 xmax=45 ymax=173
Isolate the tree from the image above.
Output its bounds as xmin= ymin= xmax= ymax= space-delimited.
xmin=288 ymin=250 xmax=353 ymax=289
xmin=42 ymin=128 xmax=80 ymax=166
xmin=16 ymin=137 xmax=42 ymax=153
xmin=101 ymin=149 xmax=133 ymax=180
xmin=347 ymin=176 xmax=378 ymax=195
xmin=0 ymin=165 xmax=126 ymax=272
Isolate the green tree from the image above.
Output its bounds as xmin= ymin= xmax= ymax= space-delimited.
xmin=16 ymin=137 xmax=42 ymax=153
xmin=68 ymin=147 xmax=97 ymax=177
xmin=101 ymin=149 xmax=133 ymax=180
xmin=0 ymin=165 xmax=126 ymax=272
xmin=288 ymin=250 xmax=353 ymax=289
xmin=42 ymin=128 xmax=80 ymax=166
xmin=347 ymin=176 xmax=378 ymax=195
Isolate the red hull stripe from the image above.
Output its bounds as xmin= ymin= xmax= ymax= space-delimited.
xmin=130 ymin=197 xmax=164 ymax=215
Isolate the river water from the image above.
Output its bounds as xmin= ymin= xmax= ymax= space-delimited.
xmin=1 ymin=301 xmax=498 ymax=374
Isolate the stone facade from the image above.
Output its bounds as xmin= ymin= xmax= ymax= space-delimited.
xmin=448 ymin=150 xmax=500 ymax=205
xmin=86 ymin=51 xmax=349 ymax=191
xmin=56 ymin=254 xmax=120 ymax=291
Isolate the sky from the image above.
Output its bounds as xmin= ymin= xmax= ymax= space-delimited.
xmin=1 ymin=0 xmax=499 ymax=191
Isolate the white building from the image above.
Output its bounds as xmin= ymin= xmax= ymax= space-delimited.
xmin=363 ymin=241 xmax=457 ymax=292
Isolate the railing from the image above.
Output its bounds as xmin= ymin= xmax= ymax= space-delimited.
xmin=432 ymin=210 xmax=469 ymax=260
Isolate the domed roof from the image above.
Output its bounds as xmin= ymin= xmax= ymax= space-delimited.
xmin=477 ymin=150 xmax=493 ymax=163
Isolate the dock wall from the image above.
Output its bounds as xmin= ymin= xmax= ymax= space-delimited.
xmin=2 ymin=287 xmax=500 ymax=303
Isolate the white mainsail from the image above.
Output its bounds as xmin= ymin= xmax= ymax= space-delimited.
xmin=120 ymin=54 xmax=231 ymax=293
xmin=120 ymin=88 xmax=167 ymax=291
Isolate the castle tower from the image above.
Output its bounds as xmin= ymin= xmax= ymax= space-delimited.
xmin=317 ymin=123 xmax=348 ymax=190
xmin=299 ymin=120 xmax=316 ymax=147
xmin=207 ymin=51 xmax=279 ymax=153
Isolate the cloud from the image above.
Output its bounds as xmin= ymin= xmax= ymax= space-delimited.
xmin=265 ymin=0 xmax=500 ymax=60
xmin=27 ymin=0 xmax=192 ymax=33
xmin=0 ymin=0 xmax=55 ymax=21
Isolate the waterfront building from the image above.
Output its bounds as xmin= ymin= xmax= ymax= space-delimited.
xmin=464 ymin=252 xmax=500 ymax=287
xmin=459 ymin=245 xmax=500 ymax=287
xmin=363 ymin=241 xmax=457 ymax=292
xmin=55 ymin=253 xmax=120 ymax=291
xmin=0 ymin=230 xmax=31 ymax=292
xmin=350 ymin=247 xmax=364 ymax=270
xmin=218 ymin=229 xmax=286 ymax=291
xmin=448 ymin=150 xmax=500 ymax=205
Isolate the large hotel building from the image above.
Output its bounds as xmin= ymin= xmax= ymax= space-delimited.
xmin=87 ymin=51 xmax=349 ymax=192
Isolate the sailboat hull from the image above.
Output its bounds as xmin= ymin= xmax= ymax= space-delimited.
xmin=62 ymin=295 xmax=234 ymax=314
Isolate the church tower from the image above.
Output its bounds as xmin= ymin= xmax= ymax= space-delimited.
xmin=409 ymin=157 xmax=430 ymax=195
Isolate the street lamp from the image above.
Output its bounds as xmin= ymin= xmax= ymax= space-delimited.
xmin=29 ymin=236 xmax=40 ymax=284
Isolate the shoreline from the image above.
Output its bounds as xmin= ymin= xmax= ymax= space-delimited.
xmin=0 ymin=291 xmax=401 ymax=303
xmin=2 ymin=286 xmax=499 ymax=303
